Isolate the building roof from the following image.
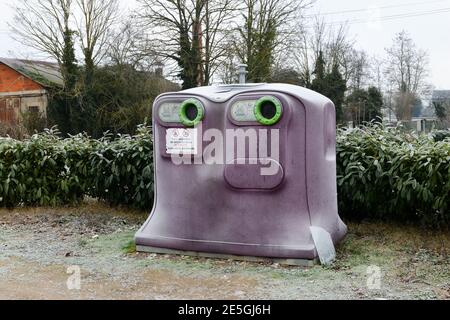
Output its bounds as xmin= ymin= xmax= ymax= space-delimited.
xmin=432 ymin=90 xmax=450 ymax=102
xmin=0 ymin=58 xmax=63 ymax=87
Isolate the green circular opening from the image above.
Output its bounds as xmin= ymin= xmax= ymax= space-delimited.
xmin=254 ymin=96 xmax=283 ymax=126
xmin=179 ymin=99 xmax=204 ymax=127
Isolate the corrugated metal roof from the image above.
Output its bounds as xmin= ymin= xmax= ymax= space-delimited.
xmin=0 ymin=58 xmax=63 ymax=87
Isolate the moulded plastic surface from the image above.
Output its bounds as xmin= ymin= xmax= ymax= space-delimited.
xmin=135 ymin=83 xmax=347 ymax=260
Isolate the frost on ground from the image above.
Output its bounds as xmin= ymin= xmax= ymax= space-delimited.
xmin=0 ymin=203 xmax=448 ymax=300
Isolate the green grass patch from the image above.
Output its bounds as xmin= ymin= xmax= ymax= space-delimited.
xmin=122 ymin=239 xmax=137 ymax=254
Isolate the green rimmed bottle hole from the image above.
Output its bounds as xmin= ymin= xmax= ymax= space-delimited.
xmin=179 ymin=99 xmax=205 ymax=127
xmin=254 ymin=96 xmax=283 ymax=126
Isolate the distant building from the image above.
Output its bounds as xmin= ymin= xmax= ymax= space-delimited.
xmin=432 ymin=90 xmax=450 ymax=104
xmin=0 ymin=58 xmax=62 ymax=125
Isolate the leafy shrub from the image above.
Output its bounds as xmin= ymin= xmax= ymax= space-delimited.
xmin=21 ymin=111 xmax=48 ymax=134
xmin=87 ymin=125 xmax=154 ymax=209
xmin=0 ymin=129 xmax=90 ymax=207
xmin=0 ymin=122 xmax=29 ymax=140
xmin=337 ymin=124 xmax=450 ymax=226
xmin=433 ymin=130 xmax=450 ymax=142
xmin=1 ymin=122 xmax=449 ymax=226
xmin=0 ymin=125 xmax=153 ymax=210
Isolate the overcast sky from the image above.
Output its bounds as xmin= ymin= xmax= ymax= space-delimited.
xmin=1 ymin=0 xmax=449 ymax=89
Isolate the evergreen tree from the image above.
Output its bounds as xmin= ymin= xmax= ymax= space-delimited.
xmin=310 ymin=51 xmax=326 ymax=92
xmin=48 ymin=16 xmax=79 ymax=135
xmin=325 ymin=63 xmax=347 ymax=122
xmin=177 ymin=31 xmax=200 ymax=90
xmin=247 ymin=18 xmax=277 ymax=82
xmin=367 ymin=87 xmax=383 ymax=121
xmin=311 ymin=52 xmax=347 ymax=123
xmin=346 ymin=86 xmax=383 ymax=125
xmin=433 ymin=102 xmax=448 ymax=120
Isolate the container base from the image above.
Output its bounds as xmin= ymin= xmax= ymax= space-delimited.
xmin=136 ymin=245 xmax=318 ymax=267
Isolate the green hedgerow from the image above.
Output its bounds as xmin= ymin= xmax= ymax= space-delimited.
xmin=0 ymin=125 xmax=153 ymax=210
xmin=0 ymin=123 xmax=448 ymax=227
xmin=337 ymin=124 xmax=450 ymax=227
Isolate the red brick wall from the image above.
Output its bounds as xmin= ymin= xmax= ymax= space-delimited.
xmin=0 ymin=63 xmax=43 ymax=93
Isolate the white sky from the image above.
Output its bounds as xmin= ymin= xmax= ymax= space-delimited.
xmin=1 ymin=0 xmax=449 ymax=89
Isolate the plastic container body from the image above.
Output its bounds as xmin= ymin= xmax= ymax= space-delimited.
xmin=135 ymin=84 xmax=347 ymax=260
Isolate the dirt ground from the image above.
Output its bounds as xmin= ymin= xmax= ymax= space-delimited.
xmin=0 ymin=202 xmax=448 ymax=300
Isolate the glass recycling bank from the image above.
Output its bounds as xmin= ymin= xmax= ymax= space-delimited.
xmin=135 ymin=83 xmax=347 ymax=265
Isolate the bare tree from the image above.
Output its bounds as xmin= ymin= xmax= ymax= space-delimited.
xmin=385 ymin=31 xmax=428 ymax=95
xmin=385 ymin=31 xmax=429 ymax=120
xmin=10 ymin=0 xmax=73 ymax=76
xmin=294 ymin=17 xmax=354 ymax=87
xmin=341 ymin=49 xmax=370 ymax=91
xmin=218 ymin=50 xmax=240 ymax=84
xmin=136 ymin=0 xmax=238 ymax=89
xmin=76 ymin=0 xmax=119 ymax=84
xmin=231 ymin=0 xmax=311 ymax=83
xmin=202 ymin=0 xmax=238 ymax=85
xmin=369 ymin=56 xmax=384 ymax=92
xmin=106 ymin=21 xmax=146 ymax=68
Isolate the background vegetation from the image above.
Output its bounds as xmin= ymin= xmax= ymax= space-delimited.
xmin=337 ymin=124 xmax=450 ymax=227
xmin=1 ymin=125 xmax=448 ymax=227
xmin=0 ymin=125 xmax=153 ymax=210
xmin=9 ymin=0 xmax=443 ymax=136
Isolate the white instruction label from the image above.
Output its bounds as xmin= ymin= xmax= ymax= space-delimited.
xmin=166 ymin=128 xmax=198 ymax=155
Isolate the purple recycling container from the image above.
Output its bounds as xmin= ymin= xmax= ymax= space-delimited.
xmin=135 ymin=84 xmax=347 ymax=261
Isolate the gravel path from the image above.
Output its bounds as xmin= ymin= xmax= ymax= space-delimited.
xmin=0 ymin=203 xmax=448 ymax=300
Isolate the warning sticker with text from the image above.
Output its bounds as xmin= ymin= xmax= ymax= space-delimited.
xmin=166 ymin=128 xmax=198 ymax=155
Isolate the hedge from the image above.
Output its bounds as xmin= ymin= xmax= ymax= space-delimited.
xmin=87 ymin=126 xmax=153 ymax=209
xmin=0 ymin=124 xmax=449 ymax=226
xmin=0 ymin=130 xmax=90 ymax=207
xmin=337 ymin=124 xmax=450 ymax=226
xmin=0 ymin=125 xmax=153 ymax=210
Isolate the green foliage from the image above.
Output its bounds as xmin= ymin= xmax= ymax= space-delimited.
xmin=47 ymin=91 xmax=75 ymax=136
xmin=87 ymin=125 xmax=154 ymax=209
xmin=325 ymin=64 xmax=347 ymax=122
xmin=346 ymin=86 xmax=383 ymax=125
xmin=21 ymin=111 xmax=48 ymax=134
xmin=0 ymin=125 xmax=153 ymax=210
xmin=433 ymin=101 xmax=448 ymax=120
xmin=2 ymin=123 xmax=449 ymax=227
xmin=433 ymin=130 xmax=450 ymax=142
xmin=0 ymin=129 xmax=90 ymax=207
xmin=269 ymin=68 xmax=301 ymax=85
xmin=177 ymin=30 xmax=201 ymax=90
xmin=245 ymin=18 xmax=277 ymax=83
xmin=90 ymin=65 xmax=167 ymax=136
xmin=62 ymin=27 xmax=78 ymax=92
xmin=337 ymin=124 xmax=450 ymax=227
xmin=311 ymin=51 xmax=326 ymax=89
xmin=47 ymin=65 xmax=177 ymax=138
xmin=311 ymin=53 xmax=347 ymax=123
